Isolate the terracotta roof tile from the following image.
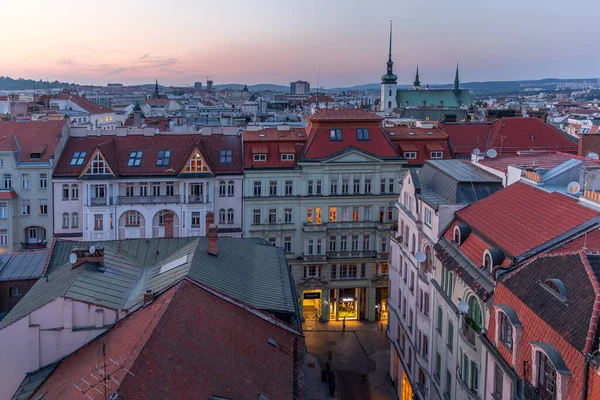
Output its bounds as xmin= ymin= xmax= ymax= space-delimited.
xmin=57 ymin=94 xmax=113 ymax=114
xmin=306 ymin=109 xmax=382 ymax=122
xmin=0 ymin=121 xmax=65 ymax=162
xmin=477 ymin=151 xmax=600 ymax=174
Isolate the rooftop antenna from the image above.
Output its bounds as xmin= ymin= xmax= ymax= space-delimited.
xmin=316 ymin=65 xmax=320 ymax=109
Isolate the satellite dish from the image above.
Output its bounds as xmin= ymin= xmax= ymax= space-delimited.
xmin=587 ymin=152 xmax=599 ymax=160
xmin=310 ymin=103 xmax=317 ymax=109
xmin=487 ymin=149 xmax=497 ymax=159
xmin=567 ymin=181 xmax=581 ymax=194
xmin=457 ymin=300 xmax=469 ymax=315
xmin=154 ymin=128 xmax=160 ymax=134
xmin=415 ymin=251 xmax=427 ymax=263
xmin=69 ymin=253 xmax=77 ymax=265
xmin=473 ymin=148 xmax=481 ymax=155
xmin=89 ymin=245 xmax=96 ymax=255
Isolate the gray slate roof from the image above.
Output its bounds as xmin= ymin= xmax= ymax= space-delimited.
xmin=417 ymin=160 xmax=503 ymax=209
xmin=1 ymin=237 xmax=297 ymax=330
xmin=11 ymin=362 xmax=58 ymax=400
xmin=395 ymin=107 xmax=469 ymax=122
xmin=0 ymin=252 xmax=48 ymax=281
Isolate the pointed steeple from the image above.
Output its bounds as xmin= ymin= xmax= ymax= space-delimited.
xmin=154 ymin=79 xmax=160 ymax=98
xmin=454 ymin=63 xmax=460 ymax=92
xmin=381 ymin=21 xmax=397 ymax=85
xmin=413 ymin=66 xmax=421 ymax=89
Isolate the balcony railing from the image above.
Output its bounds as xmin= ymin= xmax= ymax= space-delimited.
xmin=188 ymin=195 xmax=206 ymax=204
xmin=303 ymin=254 xmax=327 ymax=263
xmin=118 ymin=195 xmax=180 ymax=205
xmin=21 ymin=242 xmax=48 ymax=250
xmin=90 ymin=197 xmax=111 ymax=206
xmin=524 ymin=381 xmax=555 ymax=400
xmin=461 ymin=318 xmax=478 ymax=346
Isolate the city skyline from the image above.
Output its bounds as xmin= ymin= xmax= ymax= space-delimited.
xmin=2 ymin=0 xmax=599 ymax=87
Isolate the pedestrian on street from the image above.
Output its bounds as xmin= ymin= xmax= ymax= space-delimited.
xmin=314 ymin=308 xmax=319 ymax=321
xmin=342 ymin=316 xmax=346 ymax=332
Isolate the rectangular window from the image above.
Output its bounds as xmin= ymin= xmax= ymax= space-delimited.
xmin=380 ymin=179 xmax=386 ymax=193
xmin=62 ymin=184 xmax=70 ymax=200
xmin=227 ymin=181 xmax=234 ymax=197
xmin=268 ymin=208 xmax=277 ymax=224
xmin=348 ymin=264 xmax=358 ymax=278
xmin=284 ymin=208 xmax=292 ymax=223
xmin=284 ymin=236 xmax=292 ymax=252
xmin=408 ymin=309 xmax=413 ymax=333
xmin=9 ymin=286 xmax=22 ymax=297
xmin=253 ymin=209 xmax=261 ymax=224
xmin=363 ymin=235 xmax=370 ymax=250
xmin=352 ymin=235 xmax=359 ymax=251
xmin=364 ymin=207 xmax=371 ymax=221
xmin=39 ymin=199 xmax=48 ymax=215
xmin=352 ymin=207 xmax=359 ymax=221
xmin=308 ymin=239 xmax=314 ymax=255
xmin=308 ymin=180 xmax=313 ymax=195
xmin=329 ymin=236 xmax=336 ymax=252
xmin=353 ymin=178 xmax=360 ymax=193
xmin=285 ymin=180 xmax=293 ymax=196
xmin=410 ymin=272 xmax=415 ymax=293
xmin=156 ymin=150 xmax=172 ymax=166
xmin=388 ymin=178 xmax=394 ymax=193
xmin=435 ymin=352 xmax=442 ymax=380
xmin=269 ymin=180 xmax=277 ymax=196
xmin=447 ymin=321 xmax=454 ymax=353
xmin=316 ymin=180 xmax=322 ymax=195
xmin=437 ymin=307 xmax=443 ymax=334
xmin=139 ymin=183 xmax=147 ymax=197
xmin=253 ymin=153 xmax=267 ymax=161
xmin=316 ymin=239 xmax=323 ymax=254
xmin=3 ymin=174 xmax=11 ymax=189
xmin=499 ymin=311 xmax=513 ymax=349
xmin=341 ymin=207 xmax=348 ymax=221
xmin=22 ymin=173 xmax=30 ymax=189
xmin=70 ymin=151 xmax=87 ymax=166
xmin=364 ymin=178 xmax=371 ymax=193
xmin=253 ymin=181 xmax=262 ymax=196
xmin=445 ymin=370 xmax=452 ymax=396
xmin=126 ymin=183 xmax=134 ymax=197
xmin=360 ymin=263 xmax=366 ymax=278
xmin=72 ymin=184 xmax=79 ymax=200
xmin=315 ymin=207 xmax=322 ymax=224
xmin=268 ymin=237 xmax=277 ymax=246
xmin=152 ymin=182 xmax=161 ymax=196
xmin=0 ymin=229 xmax=7 ymax=246
xmin=342 ymin=179 xmax=349 ymax=194
xmin=494 ymin=363 xmax=503 ymax=397
xmin=127 ymin=151 xmax=143 ymax=167
xmin=356 ymin=128 xmax=369 ymax=140
xmin=431 ymin=151 xmax=443 ymax=159
xmin=219 ymin=149 xmax=232 ymax=163
xmin=307 ymin=208 xmax=313 ymax=223
xmin=330 ymin=178 xmax=338 ymax=194
xmin=404 ymin=152 xmax=417 ymax=159
xmin=94 ymin=214 xmax=103 ymax=230
xmin=329 ymin=129 xmax=342 ymax=141
xmin=340 ymin=236 xmax=348 ymax=251
xmin=0 ymin=202 xmax=6 ymax=219
xmin=381 ymin=239 xmax=387 ymax=253
xmin=219 ymin=181 xmax=226 ymax=197
xmin=191 ymin=212 xmax=201 ymax=228
xmin=470 ymin=360 xmax=479 ymax=393
xmin=424 ymin=208 xmax=432 ymax=227
xmin=281 ymin=153 xmax=294 ymax=161
xmin=331 ymin=264 xmax=337 ymax=279
xmin=388 ymin=206 xmax=393 ymax=221
xmin=329 ymin=207 xmax=337 ymax=222
xmin=21 ymin=200 xmax=30 ymax=215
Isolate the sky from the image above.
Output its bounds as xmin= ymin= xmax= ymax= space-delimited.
xmin=1 ymin=0 xmax=599 ymax=88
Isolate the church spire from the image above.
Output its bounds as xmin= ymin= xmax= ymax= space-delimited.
xmin=154 ymin=79 xmax=160 ymax=98
xmin=381 ymin=21 xmax=397 ymax=85
xmin=454 ymin=63 xmax=460 ymax=92
xmin=413 ymin=65 xmax=421 ymax=89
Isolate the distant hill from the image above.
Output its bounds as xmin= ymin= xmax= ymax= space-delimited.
xmin=0 ymin=76 xmax=75 ymax=91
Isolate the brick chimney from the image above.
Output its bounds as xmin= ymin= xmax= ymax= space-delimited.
xmin=71 ymin=247 xmax=104 ymax=269
xmin=578 ymin=133 xmax=600 ymax=157
xmin=206 ymin=211 xmax=215 ymax=232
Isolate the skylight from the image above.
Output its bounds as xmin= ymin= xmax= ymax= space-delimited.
xmin=156 ymin=150 xmax=171 ymax=166
xmin=70 ymin=152 xmax=87 ymax=166
xmin=127 ymin=151 xmax=143 ymax=167
xmin=220 ymin=149 xmax=232 ymax=164
xmin=159 ymin=254 xmax=188 ymax=274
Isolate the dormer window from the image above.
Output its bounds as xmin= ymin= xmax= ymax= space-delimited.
xmin=357 ymin=128 xmax=369 ymax=140
xmin=70 ymin=152 xmax=86 ymax=166
xmin=483 ymin=249 xmax=505 ymax=274
xmin=254 ymin=154 xmax=267 ymax=162
xmin=453 ymin=224 xmax=471 ymax=245
xmin=430 ymin=151 xmax=443 ymax=159
xmin=127 ymin=151 xmax=143 ymax=167
xmin=499 ymin=312 xmax=513 ymax=349
xmin=404 ymin=152 xmax=417 ymax=159
xmin=483 ymin=252 xmax=492 ymax=271
xmin=281 ymin=153 xmax=294 ymax=161
xmin=453 ymin=227 xmax=461 ymax=244
xmin=156 ymin=150 xmax=171 ymax=166
xmin=540 ymin=278 xmax=567 ymax=303
xmin=186 ymin=153 xmax=209 ymax=172
xmin=330 ymin=129 xmax=342 ymax=141
xmin=87 ymin=152 xmax=109 ymax=174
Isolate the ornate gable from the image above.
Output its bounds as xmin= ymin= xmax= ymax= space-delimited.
xmin=80 ymin=149 xmax=114 ymax=178
xmin=180 ymin=147 xmax=213 ymax=175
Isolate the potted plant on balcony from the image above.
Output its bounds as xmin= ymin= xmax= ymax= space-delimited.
xmin=394 ymin=235 xmax=402 ymax=243
xmin=464 ymin=316 xmax=482 ymax=333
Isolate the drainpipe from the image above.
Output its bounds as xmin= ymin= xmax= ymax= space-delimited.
xmin=581 ymin=353 xmax=590 ymax=400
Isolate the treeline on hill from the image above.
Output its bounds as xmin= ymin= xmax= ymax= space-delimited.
xmin=0 ymin=77 xmax=76 ymax=91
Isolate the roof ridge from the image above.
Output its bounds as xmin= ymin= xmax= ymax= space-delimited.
xmin=580 ymin=250 xmax=600 ymax=354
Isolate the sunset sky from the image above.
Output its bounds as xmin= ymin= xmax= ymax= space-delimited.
xmin=1 ymin=0 xmax=598 ymax=87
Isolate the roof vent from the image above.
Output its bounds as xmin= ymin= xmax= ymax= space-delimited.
xmin=259 ymin=133 xmax=265 ymax=137
xmin=278 ymin=133 xmax=285 ymax=137
xmin=427 ymin=131 xmax=433 ymax=135
xmin=408 ymin=131 xmax=415 ymax=135
xmin=539 ymin=278 xmax=567 ymax=304
xmin=298 ymin=133 xmax=305 ymax=137
xmin=267 ymin=338 xmax=277 ymax=347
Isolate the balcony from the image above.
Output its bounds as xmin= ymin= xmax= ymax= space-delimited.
xmin=460 ymin=317 xmax=480 ymax=347
xmin=418 ymin=269 xmax=430 ymax=284
xmin=118 ymin=195 xmax=180 ymax=205
xmin=90 ymin=197 xmax=112 ymax=206
xmin=303 ymin=254 xmax=327 ymax=263
xmin=188 ymin=195 xmax=207 ymax=204
xmin=524 ymin=381 xmax=555 ymax=400
xmin=21 ymin=241 xmax=47 ymax=250
xmin=302 ymin=223 xmax=327 ymax=233
xmin=327 ymin=221 xmax=376 ymax=230
xmin=327 ymin=250 xmax=376 ymax=259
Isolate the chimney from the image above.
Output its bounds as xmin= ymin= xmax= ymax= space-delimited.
xmin=206 ymin=211 xmax=215 ymax=233
xmin=143 ymin=289 xmax=154 ymax=305
xmin=70 ymin=247 xmax=104 ymax=269
xmin=207 ymin=224 xmax=218 ymax=256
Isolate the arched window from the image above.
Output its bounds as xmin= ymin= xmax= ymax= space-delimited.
xmin=71 ymin=212 xmax=79 ymax=228
xmin=219 ymin=181 xmax=226 ymax=197
xmin=219 ymin=208 xmax=226 ymax=224
xmin=424 ymin=245 xmax=432 ymax=271
xmin=498 ymin=311 xmax=513 ymax=349
xmin=536 ymin=351 xmax=557 ymax=398
xmin=62 ymin=212 xmax=69 ymax=228
xmin=411 ymin=234 xmax=416 ymax=255
xmin=483 ymin=252 xmax=492 ymax=272
xmin=227 ymin=180 xmax=235 ymax=196
xmin=468 ymin=297 xmax=482 ymax=329
xmin=389 ymin=89 xmax=392 ymax=96
xmin=71 ymin=184 xmax=79 ymax=200
xmin=62 ymin=184 xmax=69 ymax=200
xmin=227 ymin=208 xmax=234 ymax=224
xmin=404 ymin=226 xmax=409 ymax=244
xmin=540 ymin=278 xmax=567 ymax=303
xmin=453 ymin=226 xmax=461 ymax=244
xmin=125 ymin=211 xmax=140 ymax=226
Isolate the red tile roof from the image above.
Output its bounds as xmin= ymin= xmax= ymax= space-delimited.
xmin=33 ymin=280 xmax=305 ymax=400
xmin=551 ymin=228 xmax=600 ymax=254
xmin=385 ymin=126 xmax=448 ymax=139
xmin=0 ymin=190 xmax=18 ymax=199
xmin=476 ymin=151 xmax=600 ymax=173
xmin=386 ymin=126 xmax=452 ymax=165
xmin=54 ymin=134 xmax=242 ymax=177
xmin=306 ymin=109 xmax=383 ymax=122
xmin=453 ymin=182 xmax=599 ymax=256
xmin=441 ymin=118 xmax=578 ymax=156
xmin=143 ymin=98 xmax=171 ymax=105
xmin=0 ymin=121 xmax=65 ymax=162
xmin=242 ymin=128 xmax=307 ymax=169
xmin=56 ymin=94 xmax=113 ymax=114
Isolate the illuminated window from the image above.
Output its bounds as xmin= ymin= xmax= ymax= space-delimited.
xmin=99 ymin=117 xmax=103 ymax=122
xmin=87 ymin=153 xmax=109 ymax=174
xmin=307 ymin=208 xmax=313 ymax=223
xmin=186 ymin=153 xmax=209 ymax=172
xmin=352 ymin=207 xmax=359 ymax=221
xmin=315 ymin=208 xmax=322 ymax=224
xmin=329 ymin=207 xmax=337 ymax=222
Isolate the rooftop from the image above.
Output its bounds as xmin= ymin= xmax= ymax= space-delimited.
xmin=476 ymin=151 xmax=600 ymax=173
xmin=0 ymin=121 xmax=65 ymax=163
xmin=0 ymin=252 xmax=49 ymax=281
xmin=306 ymin=109 xmax=383 ymax=122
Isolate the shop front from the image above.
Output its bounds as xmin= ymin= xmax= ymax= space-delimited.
xmin=376 ymin=287 xmax=389 ymax=321
xmin=302 ymin=289 xmax=323 ymax=321
xmin=329 ymin=287 xmax=366 ymax=321
xmin=400 ymin=369 xmax=414 ymax=400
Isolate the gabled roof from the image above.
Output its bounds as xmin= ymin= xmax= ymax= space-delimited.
xmin=242 ymin=128 xmax=306 ymax=169
xmin=56 ymin=94 xmax=113 ymax=114
xmin=306 ymin=109 xmax=383 ymax=122
xmin=30 ymin=280 xmax=304 ymax=400
xmin=475 ymin=151 xmax=600 ymax=174
xmin=1 ymin=236 xmax=298 ymax=330
xmin=53 ymin=134 xmax=242 ymax=178
xmin=501 ymin=252 xmax=599 ymax=352
xmin=0 ymin=121 xmax=65 ymax=163
xmin=396 ymin=88 xmax=474 ymax=108
xmin=0 ymin=252 xmax=49 ymax=281
xmin=453 ymin=182 xmax=599 ymax=257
